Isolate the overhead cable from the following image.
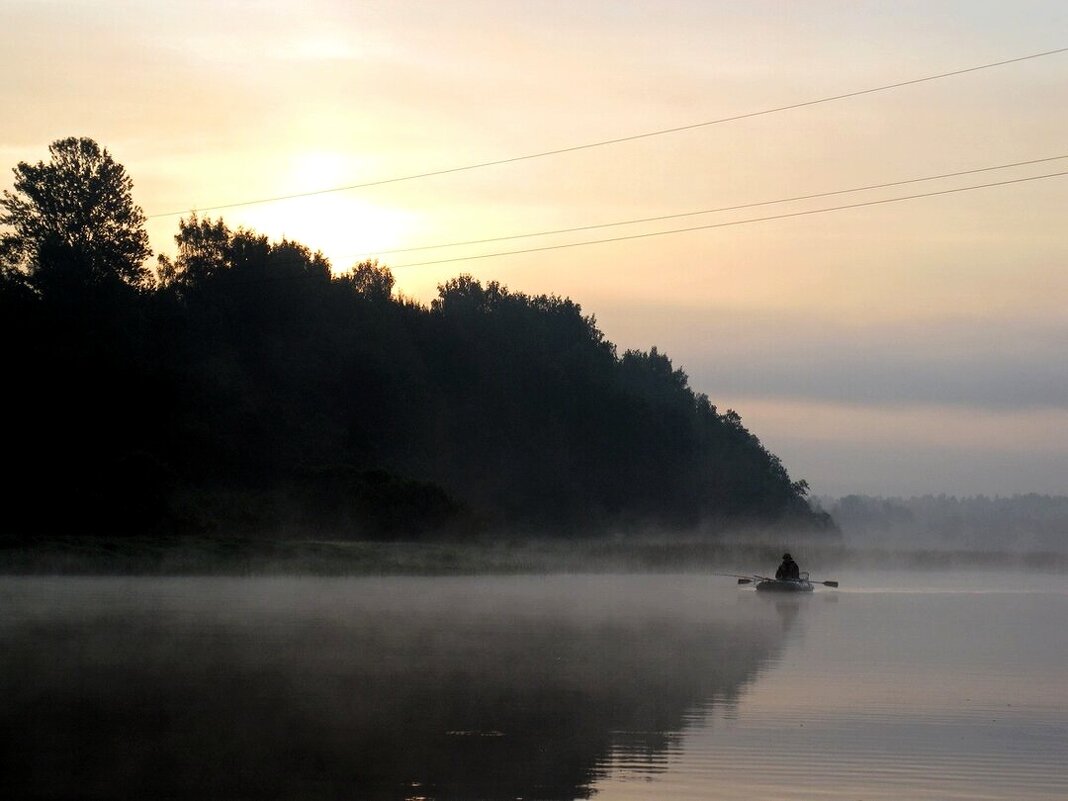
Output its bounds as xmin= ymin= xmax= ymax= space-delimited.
xmin=146 ymin=47 xmax=1068 ymax=220
xmin=389 ymin=170 xmax=1068 ymax=268
xmin=362 ymin=154 xmax=1068 ymax=256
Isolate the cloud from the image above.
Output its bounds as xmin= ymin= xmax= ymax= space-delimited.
xmin=710 ymin=396 xmax=1068 ymax=497
xmin=598 ymin=305 xmax=1068 ymax=410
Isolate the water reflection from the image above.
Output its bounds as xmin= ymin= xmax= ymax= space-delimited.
xmin=593 ymin=573 xmax=1068 ymax=801
xmin=0 ymin=575 xmax=790 ymax=800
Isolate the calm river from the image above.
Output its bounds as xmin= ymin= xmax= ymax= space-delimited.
xmin=1 ymin=570 xmax=1065 ymax=800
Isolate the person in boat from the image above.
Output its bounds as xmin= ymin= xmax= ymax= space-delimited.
xmin=775 ymin=552 xmax=800 ymax=581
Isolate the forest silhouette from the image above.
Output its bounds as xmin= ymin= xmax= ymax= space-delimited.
xmin=1 ymin=138 xmax=833 ymax=540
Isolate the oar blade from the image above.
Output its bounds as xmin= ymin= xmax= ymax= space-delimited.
xmin=737 ymin=578 xmax=752 ymax=585
xmin=820 ymin=580 xmax=839 ymax=588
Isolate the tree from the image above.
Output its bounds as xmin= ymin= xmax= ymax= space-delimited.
xmin=0 ymin=137 xmax=151 ymax=292
xmin=156 ymin=213 xmax=231 ymax=288
xmin=346 ymin=259 xmax=395 ymax=301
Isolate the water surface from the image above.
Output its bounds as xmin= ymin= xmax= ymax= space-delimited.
xmin=595 ymin=570 xmax=1068 ymax=801
xmin=1 ymin=571 xmax=1064 ymax=800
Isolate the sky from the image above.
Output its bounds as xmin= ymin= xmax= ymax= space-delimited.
xmin=3 ymin=0 xmax=1067 ymax=499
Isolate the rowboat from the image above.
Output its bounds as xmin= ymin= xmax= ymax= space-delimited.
xmin=723 ymin=572 xmax=838 ymax=590
xmin=755 ymin=576 xmax=814 ymax=592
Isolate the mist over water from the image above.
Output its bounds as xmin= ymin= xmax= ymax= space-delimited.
xmin=1 ymin=571 xmax=1065 ymax=800
xmin=0 ymin=575 xmax=781 ymax=800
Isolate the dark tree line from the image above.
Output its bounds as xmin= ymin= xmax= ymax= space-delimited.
xmin=1 ymin=138 xmax=834 ymax=539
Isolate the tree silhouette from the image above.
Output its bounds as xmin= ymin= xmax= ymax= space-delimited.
xmin=0 ymin=137 xmax=151 ymax=294
xmin=156 ymin=213 xmax=231 ymax=288
xmin=345 ymin=259 xmax=395 ymax=301
xmin=1 ymin=140 xmax=836 ymax=540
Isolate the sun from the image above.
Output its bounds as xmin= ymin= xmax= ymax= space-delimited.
xmin=288 ymin=151 xmax=357 ymax=194
xmin=231 ymin=150 xmax=419 ymax=274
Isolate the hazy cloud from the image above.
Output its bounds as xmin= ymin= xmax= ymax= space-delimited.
xmin=601 ymin=305 xmax=1068 ymax=410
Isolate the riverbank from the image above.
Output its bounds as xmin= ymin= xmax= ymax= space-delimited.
xmin=1 ymin=535 xmax=1064 ymax=576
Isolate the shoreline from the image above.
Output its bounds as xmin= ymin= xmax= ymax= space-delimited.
xmin=1 ymin=535 xmax=1065 ymax=576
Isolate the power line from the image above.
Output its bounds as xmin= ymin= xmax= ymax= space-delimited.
xmin=389 ymin=170 xmax=1068 ymax=268
xmin=361 ymin=154 xmax=1068 ymax=256
xmin=146 ymin=47 xmax=1068 ymax=220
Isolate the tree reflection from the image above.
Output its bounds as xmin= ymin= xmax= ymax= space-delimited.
xmin=0 ymin=577 xmax=797 ymax=800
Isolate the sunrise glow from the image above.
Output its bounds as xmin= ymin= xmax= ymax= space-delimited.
xmin=3 ymin=1 xmax=1067 ymax=496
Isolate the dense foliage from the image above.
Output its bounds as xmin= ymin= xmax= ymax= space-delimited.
xmin=1 ymin=140 xmax=833 ymax=539
xmin=1 ymin=137 xmax=151 ymax=291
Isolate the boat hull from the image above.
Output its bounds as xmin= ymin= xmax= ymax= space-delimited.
xmin=755 ymin=579 xmax=814 ymax=592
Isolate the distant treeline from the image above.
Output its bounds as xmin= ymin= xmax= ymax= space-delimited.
xmin=0 ymin=138 xmax=833 ymax=540
xmin=816 ymin=494 xmax=1068 ymax=552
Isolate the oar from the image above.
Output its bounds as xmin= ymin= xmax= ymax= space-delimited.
xmin=708 ymin=572 xmax=765 ymax=583
xmin=735 ymin=575 xmax=772 ymax=585
xmin=735 ymin=575 xmax=840 ymax=587
xmin=711 ymin=572 xmax=839 ymax=587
